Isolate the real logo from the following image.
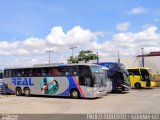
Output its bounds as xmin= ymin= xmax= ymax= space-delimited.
xmin=12 ymin=78 xmax=34 ymax=86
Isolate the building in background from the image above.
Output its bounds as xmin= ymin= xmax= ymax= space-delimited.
xmin=136 ymin=51 xmax=160 ymax=74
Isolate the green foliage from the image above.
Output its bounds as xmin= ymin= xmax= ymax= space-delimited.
xmin=68 ymin=50 xmax=97 ymax=63
xmin=67 ymin=56 xmax=79 ymax=63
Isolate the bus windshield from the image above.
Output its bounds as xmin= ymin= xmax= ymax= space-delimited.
xmin=90 ymin=66 xmax=106 ymax=87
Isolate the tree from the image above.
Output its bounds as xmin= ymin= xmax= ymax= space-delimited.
xmin=67 ymin=50 xmax=97 ymax=63
xmin=67 ymin=56 xmax=79 ymax=63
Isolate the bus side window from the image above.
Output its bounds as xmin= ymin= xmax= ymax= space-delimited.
xmin=58 ymin=67 xmax=66 ymax=76
xmin=4 ymin=70 xmax=9 ymax=77
xmin=23 ymin=69 xmax=32 ymax=77
xmin=53 ymin=68 xmax=60 ymax=76
xmin=128 ymin=69 xmax=140 ymax=76
xmin=66 ymin=66 xmax=78 ymax=76
xmin=32 ymin=69 xmax=41 ymax=77
xmin=14 ymin=69 xmax=22 ymax=77
xmin=42 ymin=68 xmax=47 ymax=76
xmin=47 ymin=68 xmax=53 ymax=76
xmin=53 ymin=67 xmax=66 ymax=76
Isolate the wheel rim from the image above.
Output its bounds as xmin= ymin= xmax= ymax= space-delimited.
xmin=24 ymin=89 xmax=30 ymax=95
xmin=135 ymin=83 xmax=140 ymax=88
xmin=17 ymin=90 xmax=20 ymax=95
xmin=72 ymin=91 xmax=78 ymax=97
xmin=16 ymin=89 xmax=21 ymax=95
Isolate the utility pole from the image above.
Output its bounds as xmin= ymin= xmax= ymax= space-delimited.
xmin=141 ymin=48 xmax=144 ymax=67
xmin=46 ymin=50 xmax=54 ymax=64
xmin=118 ymin=50 xmax=120 ymax=62
xmin=69 ymin=46 xmax=77 ymax=57
xmin=96 ymin=51 xmax=99 ymax=63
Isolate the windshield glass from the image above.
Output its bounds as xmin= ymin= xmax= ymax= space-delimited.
xmin=94 ymin=74 xmax=106 ymax=87
xmin=92 ymin=69 xmax=106 ymax=87
xmin=90 ymin=66 xmax=103 ymax=73
xmin=123 ymin=73 xmax=130 ymax=85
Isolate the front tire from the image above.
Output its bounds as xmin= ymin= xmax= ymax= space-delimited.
xmin=70 ymin=89 xmax=80 ymax=99
xmin=24 ymin=88 xmax=30 ymax=97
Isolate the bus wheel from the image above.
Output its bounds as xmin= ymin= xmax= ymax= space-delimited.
xmin=70 ymin=89 xmax=80 ymax=99
xmin=15 ymin=87 xmax=22 ymax=96
xmin=135 ymin=83 xmax=141 ymax=89
xmin=24 ymin=88 xmax=30 ymax=97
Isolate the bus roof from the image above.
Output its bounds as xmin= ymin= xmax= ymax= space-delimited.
xmin=127 ymin=67 xmax=150 ymax=70
xmin=4 ymin=63 xmax=100 ymax=70
xmin=96 ymin=62 xmax=124 ymax=65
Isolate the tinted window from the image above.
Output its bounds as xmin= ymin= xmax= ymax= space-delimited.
xmin=32 ymin=68 xmax=41 ymax=77
xmin=53 ymin=67 xmax=66 ymax=76
xmin=42 ymin=67 xmax=53 ymax=76
xmin=79 ymin=65 xmax=93 ymax=87
xmin=66 ymin=66 xmax=78 ymax=76
xmin=12 ymin=69 xmax=23 ymax=77
xmin=23 ymin=69 xmax=32 ymax=77
xmin=128 ymin=69 xmax=140 ymax=75
xmin=4 ymin=70 xmax=8 ymax=77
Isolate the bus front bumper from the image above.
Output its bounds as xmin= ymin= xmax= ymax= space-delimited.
xmin=93 ymin=88 xmax=106 ymax=97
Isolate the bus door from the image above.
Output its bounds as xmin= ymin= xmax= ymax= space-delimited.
xmin=78 ymin=66 xmax=93 ymax=97
xmin=140 ymin=69 xmax=150 ymax=87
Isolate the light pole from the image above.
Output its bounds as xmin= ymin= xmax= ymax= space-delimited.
xmin=96 ymin=51 xmax=99 ymax=63
xmin=141 ymin=48 xmax=144 ymax=67
xmin=46 ymin=50 xmax=54 ymax=64
xmin=69 ymin=46 xmax=77 ymax=57
xmin=118 ymin=50 xmax=120 ymax=62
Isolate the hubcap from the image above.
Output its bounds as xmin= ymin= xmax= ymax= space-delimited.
xmin=25 ymin=90 xmax=29 ymax=95
xmin=72 ymin=91 xmax=78 ymax=97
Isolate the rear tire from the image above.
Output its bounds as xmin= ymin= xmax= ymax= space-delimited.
xmin=15 ymin=87 xmax=22 ymax=96
xmin=24 ymin=88 xmax=30 ymax=97
xmin=135 ymin=83 xmax=141 ymax=89
xmin=70 ymin=89 xmax=80 ymax=99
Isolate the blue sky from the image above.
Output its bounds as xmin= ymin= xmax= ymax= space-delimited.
xmin=0 ymin=0 xmax=160 ymax=68
xmin=0 ymin=0 xmax=160 ymax=40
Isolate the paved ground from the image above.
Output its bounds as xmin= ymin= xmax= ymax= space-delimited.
xmin=0 ymin=88 xmax=160 ymax=114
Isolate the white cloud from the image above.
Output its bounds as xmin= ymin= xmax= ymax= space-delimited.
xmin=116 ymin=22 xmax=130 ymax=31
xmin=46 ymin=26 xmax=95 ymax=46
xmin=0 ymin=25 xmax=160 ymax=68
xmin=127 ymin=7 xmax=147 ymax=15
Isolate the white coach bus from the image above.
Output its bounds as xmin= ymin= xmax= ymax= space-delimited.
xmin=3 ymin=64 xmax=106 ymax=98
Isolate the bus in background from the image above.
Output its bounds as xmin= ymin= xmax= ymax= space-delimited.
xmin=127 ymin=67 xmax=156 ymax=89
xmin=3 ymin=64 xmax=106 ymax=98
xmin=96 ymin=62 xmax=130 ymax=92
xmin=102 ymin=67 xmax=112 ymax=93
xmin=0 ymin=70 xmax=3 ymax=93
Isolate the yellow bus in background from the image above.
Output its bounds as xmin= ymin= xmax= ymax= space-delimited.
xmin=127 ymin=67 xmax=156 ymax=89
